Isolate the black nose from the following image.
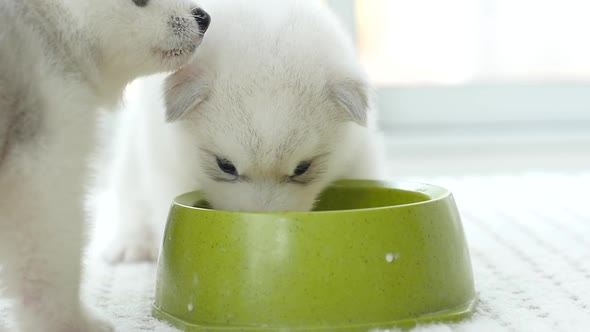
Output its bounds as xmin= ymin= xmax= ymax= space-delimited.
xmin=192 ymin=8 xmax=210 ymax=33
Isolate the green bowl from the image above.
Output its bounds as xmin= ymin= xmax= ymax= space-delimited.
xmin=153 ymin=180 xmax=477 ymax=331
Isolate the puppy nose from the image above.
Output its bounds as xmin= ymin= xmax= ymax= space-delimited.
xmin=192 ymin=8 xmax=211 ymax=33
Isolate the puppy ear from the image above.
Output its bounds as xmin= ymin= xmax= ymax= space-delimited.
xmin=330 ymin=78 xmax=371 ymax=126
xmin=164 ymin=68 xmax=210 ymax=122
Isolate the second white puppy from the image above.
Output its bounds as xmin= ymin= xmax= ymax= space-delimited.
xmin=91 ymin=0 xmax=384 ymax=263
xmin=0 ymin=0 xmax=209 ymax=330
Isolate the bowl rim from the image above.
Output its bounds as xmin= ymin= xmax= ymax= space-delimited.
xmin=171 ymin=179 xmax=452 ymax=216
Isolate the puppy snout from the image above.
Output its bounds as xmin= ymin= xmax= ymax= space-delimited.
xmin=192 ymin=8 xmax=211 ymax=33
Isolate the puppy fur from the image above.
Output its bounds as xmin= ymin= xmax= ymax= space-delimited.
xmin=90 ymin=0 xmax=385 ymax=264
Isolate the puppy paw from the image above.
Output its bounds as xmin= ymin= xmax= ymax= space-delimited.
xmin=101 ymin=231 xmax=158 ymax=264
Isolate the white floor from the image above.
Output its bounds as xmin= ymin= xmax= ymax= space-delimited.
xmin=1 ymin=132 xmax=590 ymax=332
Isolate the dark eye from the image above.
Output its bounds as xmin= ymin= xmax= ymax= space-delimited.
xmin=216 ymin=157 xmax=238 ymax=176
xmin=293 ymin=161 xmax=311 ymax=177
xmin=132 ymin=0 xmax=149 ymax=7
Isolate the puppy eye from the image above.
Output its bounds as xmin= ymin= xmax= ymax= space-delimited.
xmin=216 ymin=157 xmax=238 ymax=176
xmin=132 ymin=0 xmax=149 ymax=7
xmin=293 ymin=161 xmax=311 ymax=177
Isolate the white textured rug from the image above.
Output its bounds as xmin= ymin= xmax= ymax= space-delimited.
xmin=1 ymin=172 xmax=590 ymax=331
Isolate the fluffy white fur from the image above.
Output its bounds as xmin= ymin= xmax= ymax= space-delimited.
xmin=90 ymin=0 xmax=385 ymax=264
xmin=0 ymin=0 xmax=208 ymax=331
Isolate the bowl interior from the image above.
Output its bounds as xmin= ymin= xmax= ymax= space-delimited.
xmin=313 ymin=185 xmax=430 ymax=211
xmin=190 ymin=180 xmax=433 ymax=212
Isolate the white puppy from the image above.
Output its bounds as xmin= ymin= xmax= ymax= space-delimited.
xmin=0 ymin=0 xmax=209 ymax=331
xmin=91 ymin=0 xmax=384 ymax=264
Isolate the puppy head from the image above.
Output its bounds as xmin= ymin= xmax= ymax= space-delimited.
xmin=164 ymin=66 xmax=371 ymax=212
xmin=80 ymin=0 xmax=210 ymax=77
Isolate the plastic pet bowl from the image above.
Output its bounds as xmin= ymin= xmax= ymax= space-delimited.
xmin=153 ymin=180 xmax=477 ymax=331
